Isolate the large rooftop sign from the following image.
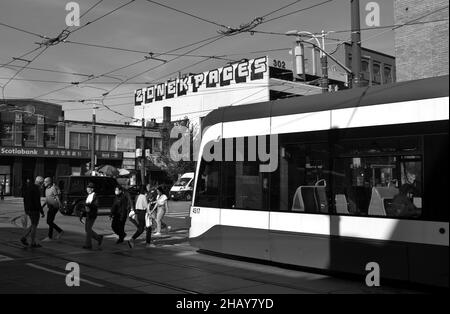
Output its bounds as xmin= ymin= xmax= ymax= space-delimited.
xmin=134 ymin=56 xmax=268 ymax=106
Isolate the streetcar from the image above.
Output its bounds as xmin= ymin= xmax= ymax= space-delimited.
xmin=189 ymin=75 xmax=449 ymax=287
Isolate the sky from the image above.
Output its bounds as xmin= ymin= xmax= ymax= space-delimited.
xmin=0 ymin=0 xmax=395 ymax=123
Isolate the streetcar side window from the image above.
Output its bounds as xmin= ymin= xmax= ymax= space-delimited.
xmin=270 ymin=140 xmax=331 ymax=213
xmin=194 ymin=160 xmax=220 ymax=208
xmin=332 ymin=136 xmax=423 ymax=219
xmin=221 ymin=137 xmax=269 ymax=210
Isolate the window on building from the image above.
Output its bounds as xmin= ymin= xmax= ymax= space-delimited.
xmin=70 ymin=132 xmax=115 ymax=150
xmin=22 ymin=124 xmax=36 ymax=141
xmin=98 ymin=134 xmax=109 ymax=151
xmin=44 ymin=125 xmax=57 ymax=146
xmin=69 ymin=132 xmax=79 ymax=149
xmin=95 ymin=134 xmax=115 ymax=151
xmin=153 ymin=138 xmax=163 ymax=153
xmin=362 ymin=60 xmax=369 ymax=72
xmin=373 ymin=62 xmax=381 ymax=83
xmin=109 ymin=135 xmax=116 ymax=151
xmin=384 ymin=66 xmax=393 ymax=84
xmin=0 ymin=123 xmax=13 ymax=140
xmin=79 ymin=133 xmax=89 ymax=150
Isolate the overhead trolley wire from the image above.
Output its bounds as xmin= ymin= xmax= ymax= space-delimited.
xmin=0 ymin=21 xmax=45 ymax=38
xmin=144 ymin=0 xmax=228 ymax=28
xmin=32 ymin=34 xmax=225 ymax=100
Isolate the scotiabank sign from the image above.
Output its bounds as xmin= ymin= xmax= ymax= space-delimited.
xmin=0 ymin=147 xmax=122 ymax=160
xmin=134 ymin=56 xmax=268 ymax=106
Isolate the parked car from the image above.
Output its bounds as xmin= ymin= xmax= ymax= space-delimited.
xmin=56 ymin=176 xmax=119 ymax=216
xmin=170 ymin=172 xmax=194 ymax=201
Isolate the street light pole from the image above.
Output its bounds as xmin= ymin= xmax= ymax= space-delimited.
xmin=91 ymin=103 xmax=97 ymax=173
xmin=140 ymin=117 xmax=146 ymax=187
xmin=287 ymin=30 xmax=330 ymax=92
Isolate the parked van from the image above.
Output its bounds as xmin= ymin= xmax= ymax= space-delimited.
xmin=56 ymin=175 xmax=119 ymax=216
xmin=170 ymin=172 xmax=195 ymax=201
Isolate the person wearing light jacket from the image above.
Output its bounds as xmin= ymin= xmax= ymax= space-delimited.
xmin=128 ymin=187 xmax=153 ymax=248
xmin=151 ymin=186 xmax=170 ymax=236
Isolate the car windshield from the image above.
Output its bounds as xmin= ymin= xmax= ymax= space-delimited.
xmin=174 ymin=177 xmax=191 ymax=186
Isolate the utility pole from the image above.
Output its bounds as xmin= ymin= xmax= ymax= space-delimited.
xmin=320 ymin=30 xmax=329 ymax=93
xmin=351 ymin=0 xmax=363 ymax=88
xmin=140 ymin=117 xmax=146 ymax=187
xmin=91 ymin=103 xmax=97 ymax=173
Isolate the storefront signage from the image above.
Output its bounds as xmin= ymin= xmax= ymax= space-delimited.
xmin=0 ymin=147 xmax=122 ymax=160
xmin=134 ymin=56 xmax=268 ymax=106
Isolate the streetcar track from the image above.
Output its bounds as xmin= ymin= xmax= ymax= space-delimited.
xmin=0 ymin=240 xmax=201 ymax=294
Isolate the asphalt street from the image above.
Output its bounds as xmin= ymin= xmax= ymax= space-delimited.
xmin=0 ymin=197 xmax=424 ymax=294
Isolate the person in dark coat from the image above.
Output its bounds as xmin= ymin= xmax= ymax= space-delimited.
xmin=21 ymin=176 xmax=45 ymax=248
xmin=83 ymin=182 xmax=103 ymax=249
xmin=110 ymin=185 xmax=131 ymax=244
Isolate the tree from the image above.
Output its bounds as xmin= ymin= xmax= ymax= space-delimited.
xmin=158 ymin=118 xmax=196 ymax=182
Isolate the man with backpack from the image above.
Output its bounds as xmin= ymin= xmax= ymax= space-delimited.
xmin=41 ymin=177 xmax=64 ymax=241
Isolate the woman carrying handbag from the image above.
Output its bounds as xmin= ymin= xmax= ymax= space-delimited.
xmin=128 ymin=187 xmax=154 ymax=248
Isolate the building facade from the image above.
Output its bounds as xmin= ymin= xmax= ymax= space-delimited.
xmin=329 ymin=43 xmax=396 ymax=86
xmin=394 ymin=0 xmax=449 ymax=81
xmin=0 ymin=100 xmax=65 ymax=196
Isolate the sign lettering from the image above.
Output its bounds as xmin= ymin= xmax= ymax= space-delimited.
xmin=135 ymin=57 xmax=268 ymax=106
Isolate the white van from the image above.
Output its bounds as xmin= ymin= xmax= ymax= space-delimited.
xmin=170 ymin=172 xmax=195 ymax=201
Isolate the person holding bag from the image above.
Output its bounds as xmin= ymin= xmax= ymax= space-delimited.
xmin=41 ymin=177 xmax=64 ymax=241
xmin=128 ymin=187 xmax=153 ymax=248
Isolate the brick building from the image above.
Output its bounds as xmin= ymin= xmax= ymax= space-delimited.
xmin=0 ymin=100 xmax=65 ymax=196
xmin=394 ymin=0 xmax=449 ymax=81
